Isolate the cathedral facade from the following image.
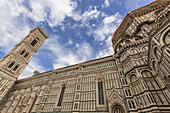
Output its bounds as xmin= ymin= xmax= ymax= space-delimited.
xmin=0 ymin=0 xmax=169 ymax=113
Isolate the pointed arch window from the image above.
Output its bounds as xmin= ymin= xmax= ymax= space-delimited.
xmin=130 ymin=75 xmax=137 ymax=83
xmin=24 ymin=53 xmax=29 ymax=58
xmin=125 ymin=40 xmax=131 ymax=44
xmin=31 ymin=39 xmax=37 ymax=46
xmin=98 ymin=81 xmax=104 ymax=105
xmin=8 ymin=62 xmax=15 ymax=68
xmin=57 ymin=85 xmax=65 ymax=106
xmin=135 ymin=38 xmax=140 ymax=41
xmin=20 ymin=50 xmax=25 ymax=55
xmin=128 ymin=89 xmax=132 ymax=96
xmin=13 ymin=64 xmax=19 ymax=71
xmin=73 ymin=102 xmax=79 ymax=110
xmin=128 ymin=100 xmax=136 ymax=109
xmin=141 ymin=70 xmax=153 ymax=78
xmin=128 ymin=101 xmax=132 ymax=109
xmin=131 ymin=101 xmax=136 ymax=108
xmin=130 ymin=49 xmax=138 ymax=55
xmin=125 ymin=90 xmax=128 ymax=96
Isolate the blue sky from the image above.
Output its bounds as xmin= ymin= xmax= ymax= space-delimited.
xmin=0 ymin=0 xmax=155 ymax=79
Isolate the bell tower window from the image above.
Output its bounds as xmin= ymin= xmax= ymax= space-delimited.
xmin=24 ymin=53 xmax=29 ymax=58
xmin=8 ymin=62 xmax=15 ymax=68
xmin=31 ymin=39 xmax=37 ymax=46
xmin=20 ymin=50 xmax=25 ymax=55
xmin=13 ymin=65 xmax=19 ymax=71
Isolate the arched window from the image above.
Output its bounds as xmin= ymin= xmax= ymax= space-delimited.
xmin=131 ymin=101 xmax=136 ymax=108
xmin=31 ymin=39 xmax=37 ymax=46
xmin=8 ymin=62 xmax=15 ymax=68
xmin=13 ymin=64 xmax=19 ymax=71
xmin=20 ymin=50 xmax=25 ymax=55
xmin=128 ymin=89 xmax=131 ymax=96
xmin=125 ymin=90 xmax=128 ymax=96
xmin=128 ymin=101 xmax=132 ymax=109
xmin=112 ymin=105 xmax=124 ymax=113
xmin=130 ymin=75 xmax=137 ymax=83
xmin=135 ymin=38 xmax=140 ymax=41
xmin=141 ymin=70 xmax=152 ymax=78
xmin=57 ymin=85 xmax=65 ymax=106
xmin=73 ymin=102 xmax=79 ymax=110
xmin=98 ymin=81 xmax=104 ymax=105
xmin=128 ymin=100 xmax=136 ymax=109
xmin=122 ymin=53 xmax=128 ymax=61
xmin=130 ymin=49 xmax=138 ymax=55
xmin=125 ymin=40 xmax=131 ymax=44
xmin=24 ymin=53 xmax=29 ymax=58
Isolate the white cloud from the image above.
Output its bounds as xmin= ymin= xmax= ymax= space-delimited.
xmin=0 ymin=0 xmax=77 ymax=50
xmin=67 ymin=38 xmax=73 ymax=45
xmin=90 ymin=12 xmax=122 ymax=41
xmin=96 ymin=36 xmax=114 ymax=58
xmin=43 ymin=35 xmax=93 ymax=69
xmin=104 ymin=0 xmax=110 ymax=7
xmin=102 ymin=0 xmax=115 ymax=8
xmin=72 ymin=6 xmax=100 ymax=22
xmin=19 ymin=57 xmax=46 ymax=79
xmin=87 ymin=12 xmax=122 ymax=58
xmin=28 ymin=0 xmax=77 ymax=27
xmin=0 ymin=0 xmax=30 ymax=52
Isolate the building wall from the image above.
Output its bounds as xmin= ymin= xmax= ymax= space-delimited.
xmin=0 ymin=0 xmax=169 ymax=113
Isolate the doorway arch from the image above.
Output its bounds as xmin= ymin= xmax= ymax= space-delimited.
xmin=112 ymin=105 xmax=124 ymax=113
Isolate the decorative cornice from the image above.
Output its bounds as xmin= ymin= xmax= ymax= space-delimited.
xmin=17 ymin=55 xmax=117 ymax=82
xmin=116 ymin=38 xmax=149 ymax=56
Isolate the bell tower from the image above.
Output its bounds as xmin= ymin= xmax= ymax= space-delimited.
xmin=0 ymin=26 xmax=48 ymax=103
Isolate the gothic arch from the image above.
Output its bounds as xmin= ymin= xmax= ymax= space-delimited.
xmin=108 ymin=91 xmax=127 ymax=113
xmin=121 ymin=52 xmax=128 ymax=61
xmin=130 ymin=48 xmax=139 ymax=55
xmin=141 ymin=70 xmax=153 ymax=78
xmin=130 ymin=74 xmax=137 ymax=83
xmin=125 ymin=39 xmax=131 ymax=44
xmin=112 ymin=105 xmax=125 ymax=113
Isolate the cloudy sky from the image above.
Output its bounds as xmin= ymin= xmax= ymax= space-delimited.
xmin=0 ymin=0 xmax=155 ymax=79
